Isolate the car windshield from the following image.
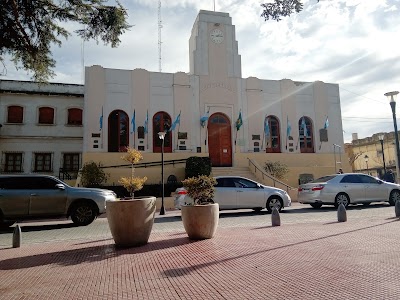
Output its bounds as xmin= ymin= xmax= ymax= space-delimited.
xmin=309 ymin=175 xmax=337 ymax=183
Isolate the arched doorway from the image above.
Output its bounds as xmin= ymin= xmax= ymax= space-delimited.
xmin=298 ymin=116 xmax=314 ymax=153
xmin=153 ymin=111 xmax=172 ymax=153
xmin=108 ymin=110 xmax=129 ymax=152
xmin=208 ymin=113 xmax=232 ymax=167
xmin=265 ymin=115 xmax=281 ymax=153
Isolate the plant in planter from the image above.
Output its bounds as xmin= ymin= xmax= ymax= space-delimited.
xmin=106 ymin=147 xmax=156 ymax=248
xmin=118 ymin=147 xmax=147 ymax=199
xmin=181 ymin=175 xmax=219 ymax=240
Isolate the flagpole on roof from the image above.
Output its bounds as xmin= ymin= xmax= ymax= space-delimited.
xmin=176 ymin=110 xmax=181 ymax=151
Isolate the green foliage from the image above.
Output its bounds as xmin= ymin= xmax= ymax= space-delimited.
xmin=261 ymin=0 xmax=318 ymax=22
xmin=182 ymin=175 xmax=217 ymax=205
xmin=79 ymin=161 xmax=109 ymax=187
xmin=185 ymin=156 xmax=212 ymax=179
xmin=118 ymin=147 xmax=147 ymax=197
xmin=263 ymin=161 xmax=289 ymax=180
xmin=1 ymin=0 xmax=131 ymax=82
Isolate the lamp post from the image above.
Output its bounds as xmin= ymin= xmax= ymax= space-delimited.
xmin=378 ymin=134 xmax=386 ymax=176
xmin=364 ymin=154 xmax=369 ymax=174
xmin=158 ymin=131 xmax=166 ymax=215
xmin=386 ymin=91 xmax=400 ymax=183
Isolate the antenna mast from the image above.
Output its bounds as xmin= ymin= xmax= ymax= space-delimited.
xmin=158 ymin=0 xmax=162 ymax=72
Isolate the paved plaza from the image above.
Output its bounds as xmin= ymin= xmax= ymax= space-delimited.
xmin=1 ymin=204 xmax=400 ymax=299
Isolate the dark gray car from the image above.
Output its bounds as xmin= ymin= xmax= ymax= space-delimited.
xmin=0 ymin=174 xmax=116 ymax=227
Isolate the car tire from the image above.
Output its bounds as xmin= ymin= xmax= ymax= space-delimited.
xmin=0 ymin=212 xmax=15 ymax=229
xmin=334 ymin=193 xmax=350 ymax=208
xmin=252 ymin=207 xmax=263 ymax=212
xmin=70 ymin=201 xmax=98 ymax=226
xmin=310 ymin=203 xmax=323 ymax=209
xmin=389 ymin=190 xmax=400 ymax=206
xmin=266 ymin=197 xmax=283 ymax=213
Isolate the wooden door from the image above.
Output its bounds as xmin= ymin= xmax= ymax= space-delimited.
xmin=208 ymin=113 xmax=232 ymax=167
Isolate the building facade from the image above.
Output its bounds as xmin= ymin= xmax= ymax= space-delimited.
xmin=346 ymin=132 xmax=399 ymax=181
xmin=83 ymin=10 xmax=349 ymax=188
xmin=0 ymin=80 xmax=84 ymax=183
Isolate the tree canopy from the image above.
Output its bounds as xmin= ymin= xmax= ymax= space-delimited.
xmin=1 ymin=0 xmax=131 ymax=82
xmin=261 ymin=0 xmax=318 ymax=21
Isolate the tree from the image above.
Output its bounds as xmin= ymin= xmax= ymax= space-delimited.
xmin=261 ymin=0 xmax=319 ymax=22
xmin=1 ymin=0 xmax=131 ymax=82
xmin=79 ymin=161 xmax=109 ymax=187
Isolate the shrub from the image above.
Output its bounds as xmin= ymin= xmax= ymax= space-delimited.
xmin=263 ymin=161 xmax=289 ymax=180
xmin=185 ymin=156 xmax=212 ymax=179
xmin=182 ymin=175 xmax=217 ymax=205
xmin=79 ymin=161 xmax=109 ymax=187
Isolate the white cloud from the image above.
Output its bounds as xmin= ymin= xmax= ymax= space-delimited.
xmin=2 ymin=0 xmax=400 ymax=143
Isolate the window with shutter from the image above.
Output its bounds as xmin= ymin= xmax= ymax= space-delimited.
xmin=7 ymin=106 xmax=23 ymax=123
xmin=67 ymin=108 xmax=83 ymax=125
xmin=39 ymin=107 xmax=54 ymax=124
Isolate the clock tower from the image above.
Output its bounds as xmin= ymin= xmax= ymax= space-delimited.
xmin=189 ymin=10 xmax=241 ymax=78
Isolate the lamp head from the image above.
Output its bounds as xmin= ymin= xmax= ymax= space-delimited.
xmin=378 ymin=134 xmax=384 ymax=141
xmin=364 ymin=154 xmax=369 ymax=162
xmin=158 ymin=131 xmax=166 ymax=140
xmin=384 ymin=91 xmax=399 ymax=103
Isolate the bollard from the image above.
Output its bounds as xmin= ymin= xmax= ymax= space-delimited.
xmin=395 ymin=200 xmax=400 ymax=218
xmin=12 ymin=225 xmax=21 ymax=248
xmin=337 ymin=203 xmax=347 ymax=222
xmin=271 ymin=207 xmax=281 ymax=226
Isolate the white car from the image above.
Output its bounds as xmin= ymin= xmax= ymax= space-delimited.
xmin=174 ymin=176 xmax=291 ymax=212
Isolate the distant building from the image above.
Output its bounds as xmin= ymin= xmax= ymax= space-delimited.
xmin=0 ymin=80 xmax=84 ymax=183
xmin=345 ymin=132 xmax=399 ymax=180
xmin=83 ymin=10 xmax=349 ymax=188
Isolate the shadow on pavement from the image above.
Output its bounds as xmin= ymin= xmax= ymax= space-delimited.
xmin=0 ymin=235 xmax=191 ymax=270
xmin=0 ymin=222 xmax=78 ymax=234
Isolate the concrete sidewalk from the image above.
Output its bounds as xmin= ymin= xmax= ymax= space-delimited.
xmin=1 ymin=217 xmax=400 ymax=299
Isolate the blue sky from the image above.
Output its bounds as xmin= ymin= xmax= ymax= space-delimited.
xmin=2 ymin=0 xmax=400 ymax=142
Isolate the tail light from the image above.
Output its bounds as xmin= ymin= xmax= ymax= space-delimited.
xmin=178 ymin=190 xmax=187 ymax=195
xmin=298 ymin=187 xmax=303 ymax=192
xmin=311 ymin=185 xmax=324 ymax=191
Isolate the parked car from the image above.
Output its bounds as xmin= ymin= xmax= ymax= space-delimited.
xmin=298 ymin=173 xmax=400 ymax=208
xmin=174 ymin=176 xmax=291 ymax=213
xmin=0 ymin=174 xmax=117 ymax=227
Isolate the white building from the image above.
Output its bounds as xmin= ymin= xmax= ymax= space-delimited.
xmin=0 ymin=80 xmax=84 ymax=181
xmin=84 ymin=10 xmax=347 ymax=187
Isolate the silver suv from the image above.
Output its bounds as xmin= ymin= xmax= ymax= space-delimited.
xmin=0 ymin=174 xmax=116 ymax=227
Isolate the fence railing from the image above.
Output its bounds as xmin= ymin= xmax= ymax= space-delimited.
xmin=99 ymin=159 xmax=188 ymax=169
xmin=247 ymin=158 xmax=296 ymax=192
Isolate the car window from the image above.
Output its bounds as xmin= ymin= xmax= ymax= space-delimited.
xmin=216 ymin=178 xmax=236 ymax=188
xmin=0 ymin=177 xmax=29 ymax=189
xmin=340 ymin=175 xmax=362 ymax=183
xmin=235 ymin=178 xmax=258 ymax=188
xmin=359 ymin=175 xmax=379 ymax=184
xmin=27 ymin=177 xmax=60 ymax=189
xmin=310 ymin=175 xmax=337 ymax=183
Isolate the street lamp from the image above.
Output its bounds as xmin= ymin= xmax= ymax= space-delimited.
xmin=158 ymin=131 xmax=166 ymax=215
xmin=386 ymin=91 xmax=400 ymax=183
xmin=364 ymin=154 xmax=369 ymax=174
xmin=378 ymin=134 xmax=386 ymax=175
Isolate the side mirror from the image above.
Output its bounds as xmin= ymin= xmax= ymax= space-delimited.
xmin=56 ymin=184 xmax=65 ymax=190
xmin=257 ymin=183 xmax=263 ymax=189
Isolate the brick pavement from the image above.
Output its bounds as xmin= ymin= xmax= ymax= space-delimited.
xmin=1 ymin=215 xmax=400 ymax=299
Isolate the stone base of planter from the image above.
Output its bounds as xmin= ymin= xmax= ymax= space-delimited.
xmin=181 ymin=203 xmax=219 ymax=240
xmin=106 ymin=197 xmax=156 ymax=247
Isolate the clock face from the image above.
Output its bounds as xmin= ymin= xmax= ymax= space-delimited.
xmin=210 ymin=28 xmax=224 ymax=44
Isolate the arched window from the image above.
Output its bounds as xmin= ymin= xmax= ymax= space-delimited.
xmin=67 ymin=108 xmax=83 ymax=125
xmin=108 ymin=110 xmax=129 ymax=152
xmin=153 ymin=112 xmax=172 ymax=153
xmin=298 ymin=116 xmax=314 ymax=153
xmin=265 ymin=116 xmax=281 ymax=153
xmin=7 ymin=106 xmax=23 ymax=123
xmin=38 ymin=107 xmax=54 ymax=124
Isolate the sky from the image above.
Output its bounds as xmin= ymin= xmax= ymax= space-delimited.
xmin=1 ymin=0 xmax=400 ymax=143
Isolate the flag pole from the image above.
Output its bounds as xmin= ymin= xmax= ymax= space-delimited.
xmin=176 ymin=111 xmax=181 ymax=151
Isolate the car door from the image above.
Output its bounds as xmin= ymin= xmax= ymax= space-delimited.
xmin=28 ymin=177 xmax=68 ymax=216
xmin=339 ymin=174 xmax=366 ymax=203
xmin=359 ymin=175 xmax=387 ymax=202
xmin=234 ymin=178 xmax=264 ymax=208
xmin=214 ymin=178 xmax=238 ymax=209
xmin=0 ymin=177 xmax=30 ymax=217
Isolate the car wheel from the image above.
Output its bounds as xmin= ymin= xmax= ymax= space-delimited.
xmin=70 ymin=201 xmax=98 ymax=226
xmin=335 ymin=193 xmax=350 ymax=208
xmin=266 ymin=197 xmax=283 ymax=213
xmin=310 ymin=203 xmax=323 ymax=209
xmin=389 ymin=190 xmax=400 ymax=206
xmin=0 ymin=212 xmax=15 ymax=229
xmin=252 ymin=207 xmax=263 ymax=212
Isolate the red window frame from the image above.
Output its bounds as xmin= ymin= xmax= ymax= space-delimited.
xmin=7 ymin=106 xmax=23 ymax=123
xmin=39 ymin=107 xmax=54 ymax=124
xmin=67 ymin=108 xmax=83 ymax=125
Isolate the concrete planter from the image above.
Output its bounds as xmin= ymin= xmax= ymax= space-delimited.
xmin=181 ymin=203 xmax=219 ymax=240
xmin=106 ymin=197 xmax=156 ymax=247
